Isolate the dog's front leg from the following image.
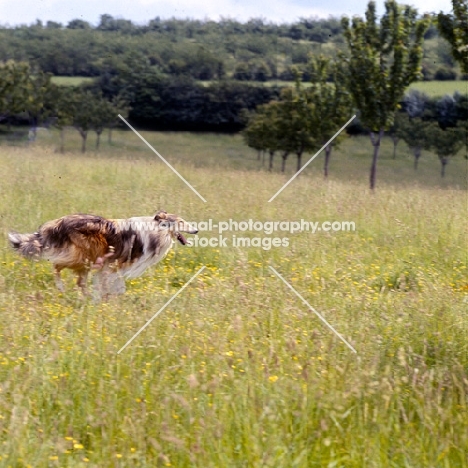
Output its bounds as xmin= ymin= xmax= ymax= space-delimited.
xmin=76 ymin=269 xmax=89 ymax=296
xmin=54 ymin=266 xmax=65 ymax=292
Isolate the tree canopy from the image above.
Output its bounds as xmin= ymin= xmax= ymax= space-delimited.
xmin=437 ymin=0 xmax=468 ymax=73
xmin=341 ymin=0 xmax=430 ymax=189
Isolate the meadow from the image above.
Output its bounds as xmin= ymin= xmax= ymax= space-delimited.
xmin=0 ymin=128 xmax=467 ymax=467
xmin=408 ymin=80 xmax=467 ymax=97
xmin=50 ymin=77 xmax=95 ymax=87
xmin=51 ymin=76 xmax=465 ymax=98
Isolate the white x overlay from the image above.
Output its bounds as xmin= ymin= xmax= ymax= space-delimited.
xmin=268 ymin=114 xmax=356 ymax=202
xmin=117 ymin=266 xmax=206 ymax=354
xmin=118 ymin=114 xmax=207 ymax=203
xmin=269 ymin=266 xmax=357 ymax=354
xmin=115 ymin=115 xmax=358 ymax=356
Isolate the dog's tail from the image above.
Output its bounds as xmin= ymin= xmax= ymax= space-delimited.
xmin=8 ymin=231 xmax=43 ymax=259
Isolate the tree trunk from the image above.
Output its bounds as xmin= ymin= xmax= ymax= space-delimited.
xmin=96 ymin=131 xmax=102 ymax=150
xmin=391 ymin=136 xmax=399 ymax=159
xmin=369 ymin=129 xmax=384 ymax=190
xmin=80 ymin=130 xmax=88 ymax=153
xmin=268 ymin=151 xmax=274 ymax=172
xmin=281 ymin=152 xmax=289 ymax=173
xmin=413 ymin=147 xmax=421 ymax=170
xmin=29 ymin=117 xmax=37 ymax=143
xmin=440 ymin=157 xmax=448 ymax=177
xmin=59 ymin=128 xmax=65 ymax=153
xmin=324 ymin=144 xmax=332 ymax=178
xmin=296 ymin=151 xmax=302 ymax=172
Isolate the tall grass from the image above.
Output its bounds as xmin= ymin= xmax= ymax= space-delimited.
xmin=200 ymin=80 xmax=465 ymax=98
xmin=50 ymin=76 xmax=95 ymax=87
xmin=408 ymin=80 xmax=466 ymax=97
xmin=0 ymin=131 xmax=466 ymax=467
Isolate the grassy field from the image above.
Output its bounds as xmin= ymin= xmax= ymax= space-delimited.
xmin=0 ymin=129 xmax=467 ymax=467
xmin=205 ymin=80 xmax=466 ymax=97
xmin=409 ymin=80 xmax=468 ymax=97
xmin=52 ymin=75 xmax=466 ymax=97
xmin=50 ymin=76 xmax=95 ymax=87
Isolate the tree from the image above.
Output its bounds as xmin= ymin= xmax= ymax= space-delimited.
xmin=66 ymin=19 xmax=91 ymax=30
xmin=25 ymin=70 xmax=54 ymax=140
xmin=264 ymin=102 xmax=285 ymax=172
xmin=72 ymin=90 xmax=101 ymax=153
xmin=387 ymin=112 xmax=404 ymax=159
xmin=243 ymin=66 xmax=352 ymax=175
xmin=0 ymin=61 xmax=30 ymax=125
xmin=436 ymin=94 xmax=458 ymax=129
xmin=404 ymin=89 xmax=430 ymax=119
xmin=306 ymin=55 xmax=353 ymax=177
xmin=74 ymin=92 xmax=130 ymax=150
xmin=95 ymin=95 xmax=130 ymax=148
xmin=397 ymin=90 xmax=433 ymax=168
xmin=396 ymin=115 xmax=432 ymax=169
xmin=437 ymin=0 xmax=468 ymax=74
xmin=106 ymin=95 xmax=129 ymax=144
xmin=91 ymin=97 xmax=112 ymax=149
xmin=250 ymin=60 xmax=271 ymax=82
xmin=242 ymin=109 xmax=267 ymax=162
xmin=428 ymin=124 xmax=465 ymax=176
xmin=341 ymin=1 xmax=429 ymax=189
xmin=49 ymin=86 xmax=76 ymax=153
xmin=233 ymin=62 xmax=251 ymax=81
xmin=242 ymin=102 xmax=282 ymax=171
xmin=46 ymin=21 xmax=62 ymax=29
xmin=454 ymin=93 xmax=468 ymax=152
xmin=275 ymin=75 xmax=318 ymax=172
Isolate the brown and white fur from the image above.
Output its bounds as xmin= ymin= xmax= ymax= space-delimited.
xmin=8 ymin=210 xmax=197 ymax=297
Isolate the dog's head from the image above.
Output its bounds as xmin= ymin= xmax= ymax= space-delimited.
xmin=154 ymin=210 xmax=198 ymax=245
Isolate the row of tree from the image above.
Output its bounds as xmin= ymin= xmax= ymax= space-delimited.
xmin=0 ymin=17 xmax=345 ymax=81
xmin=242 ymin=58 xmax=352 ymax=176
xmin=246 ymin=84 xmax=466 ymax=180
xmin=0 ymin=9 xmax=461 ymax=81
xmin=0 ymin=57 xmax=284 ymax=133
xmin=243 ymin=1 xmax=467 ymax=188
xmin=85 ymin=56 xmax=282 ymax=131
xmin=10 ymin=15 xmax=345 ymax=42
xmin=391 ymin=94 xmax=466 ymax=176
xmin=0 ymin=1 xmax=466 ymax=182
xmin=0 ymin=61 xmax=128 ymax=152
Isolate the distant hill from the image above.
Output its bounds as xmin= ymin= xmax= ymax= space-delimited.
xmin=0 ymin=15 xmax=462 ymax=82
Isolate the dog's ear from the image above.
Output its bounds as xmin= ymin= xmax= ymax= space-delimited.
xmin=154 ymin=210 xmax=167 ymax=221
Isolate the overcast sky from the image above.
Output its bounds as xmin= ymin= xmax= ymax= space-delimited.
xmin=0 ymin=0 xmax=451 ymax=27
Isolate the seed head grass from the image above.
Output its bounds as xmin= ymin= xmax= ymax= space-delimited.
xmin=0 ymin=130 xmax=466 ymax=466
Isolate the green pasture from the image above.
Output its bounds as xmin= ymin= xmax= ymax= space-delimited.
xmin=0 ymin=128 xmax=466 ymax=466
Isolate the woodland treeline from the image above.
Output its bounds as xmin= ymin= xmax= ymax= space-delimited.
xmin=0 ymin=1 xmax=466 ymax=188
xmin=0 ymin=11 xmax=462 ymax=81
xmin=242 ymin=1 xmax=467 ymax=188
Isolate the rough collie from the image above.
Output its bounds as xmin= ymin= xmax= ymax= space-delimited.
xmin=8 ymin=210 xmax=197 ymax=297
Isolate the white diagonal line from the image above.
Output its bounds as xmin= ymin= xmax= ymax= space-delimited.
xmin=118 ymin=115 xmax=207 ymax=203
xmin=268 ymin=114 xmax=356 ymax=202
xmin=117 ymin=266 xmax=206 ymax=354
xmin=268 ymin=266 xmax=357 ymax=354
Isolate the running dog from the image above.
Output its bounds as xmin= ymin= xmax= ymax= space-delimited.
xmin=8 ymin=210 xmax=197 ymax=296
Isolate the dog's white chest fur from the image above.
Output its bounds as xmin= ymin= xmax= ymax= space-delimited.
xmin=119 ymin=224 xmax=174 ymax=279
xmin=121 ymin=244 xmax=172 ymax=278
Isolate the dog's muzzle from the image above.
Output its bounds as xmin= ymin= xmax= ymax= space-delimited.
xmin=175 ymin=224 xmax=198 ymax=245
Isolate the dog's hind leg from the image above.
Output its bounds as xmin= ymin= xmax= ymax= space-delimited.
xmin=91 ymin=271 xmax=104 ymax=302
xmin=76 ymin=269 xmax=89 ymax=296
xmin=54 ymin=265 xmax=65 ymax=292
xmin=92 ymin=269 xmax=125 ymax=302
